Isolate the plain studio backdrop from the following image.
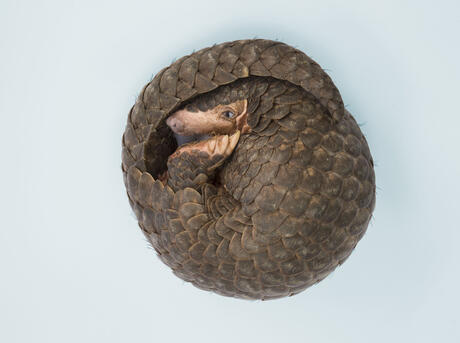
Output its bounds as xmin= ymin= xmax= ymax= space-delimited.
xmin=1 ymin=1 xmax=459 ymax=342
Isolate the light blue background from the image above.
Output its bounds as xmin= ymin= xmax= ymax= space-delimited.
xmin=1 ymin=1 xmax=459 ymax=342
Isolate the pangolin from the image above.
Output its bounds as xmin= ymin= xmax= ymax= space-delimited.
xmin=122 ymin=39 xmax=376 ymax=300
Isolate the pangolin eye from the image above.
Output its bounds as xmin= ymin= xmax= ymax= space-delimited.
xmin=222 ymin=110 xmax=235 ymax=119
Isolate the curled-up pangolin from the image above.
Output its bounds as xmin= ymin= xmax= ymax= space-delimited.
xmin=122 ymin=39 xmax=376 ymax=300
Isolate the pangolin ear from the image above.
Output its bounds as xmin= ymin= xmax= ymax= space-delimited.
xmin=236 ymin=99 xmax=248 ymax=118
xmin=242 ymin=99 xmax=248 ymax=115
xmin=236 ymin=99 xmax=251 ymax=133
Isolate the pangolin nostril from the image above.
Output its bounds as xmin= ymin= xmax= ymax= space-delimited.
xmin=166 ymin=116 xmax=183 ymax=131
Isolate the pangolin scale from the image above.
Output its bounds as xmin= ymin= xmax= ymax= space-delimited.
xmin=122 ymin=39 xmax=376 ymax=300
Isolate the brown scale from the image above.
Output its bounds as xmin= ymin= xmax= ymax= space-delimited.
xmin=122 ymin=39 xmax=376 ymax=300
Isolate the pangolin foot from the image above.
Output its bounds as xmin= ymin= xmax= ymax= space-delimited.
xmin=169 ymin=130 xmax=240 ymax=172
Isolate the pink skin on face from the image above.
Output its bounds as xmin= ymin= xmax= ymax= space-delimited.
xmin=166 ymin=100 xmax=250 ymax=137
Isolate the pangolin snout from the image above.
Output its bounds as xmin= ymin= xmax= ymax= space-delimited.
xmin=166 ymin=115 xmax=184 ymax=134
